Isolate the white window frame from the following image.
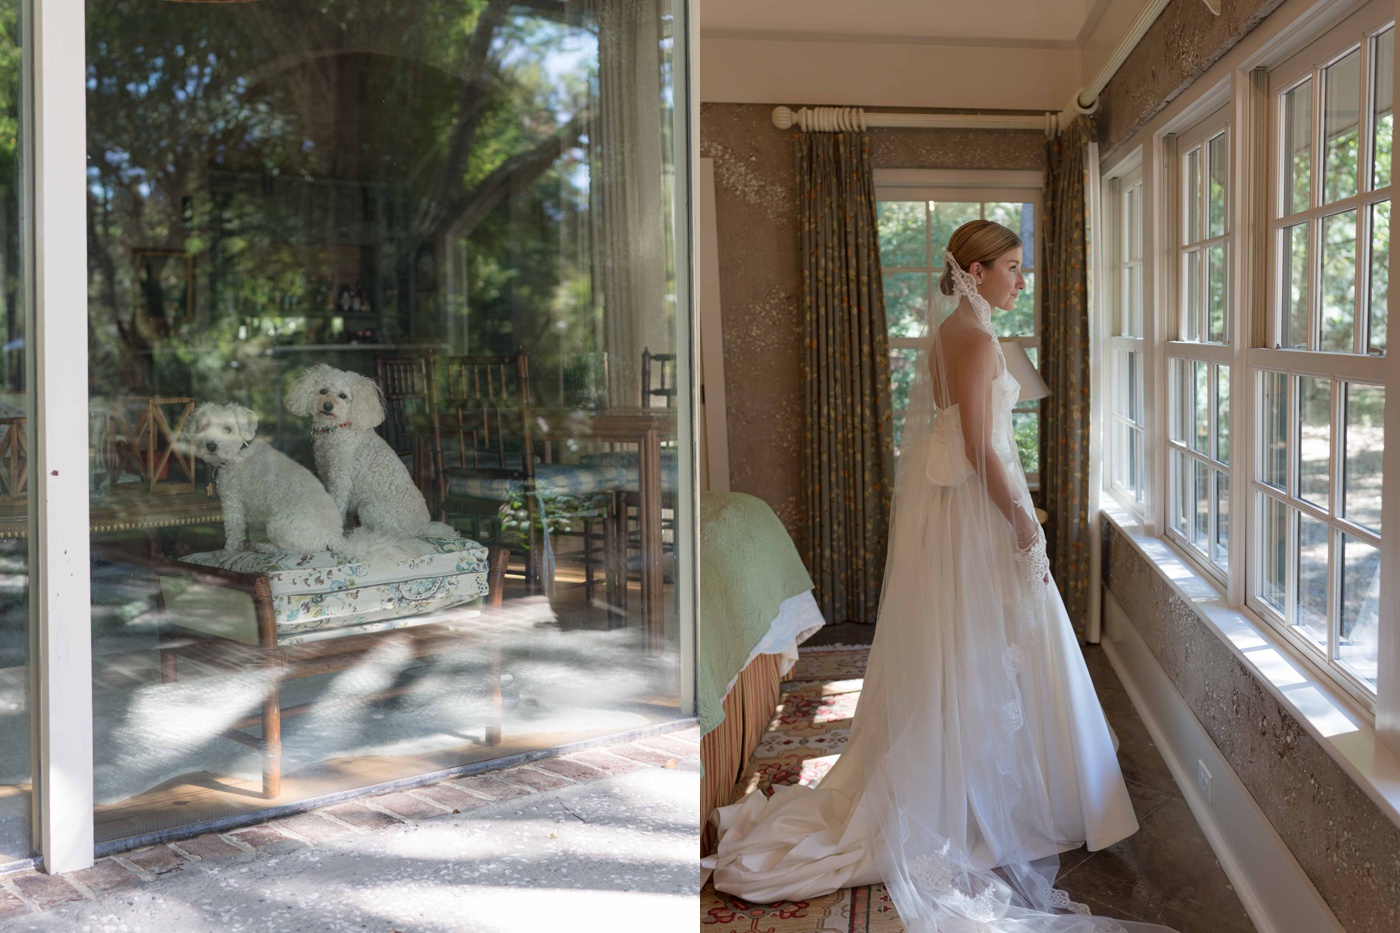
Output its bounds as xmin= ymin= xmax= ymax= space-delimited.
xmin=873 ymin=170 xmax=1044 ymax=484
xmin=1165 ymin=104 xmax=1235 ymax=587
xmin=1246 ymin=5 xmax=1396 ymax=710
xmin=1103 ymin=162 xmax=1147 ymax=515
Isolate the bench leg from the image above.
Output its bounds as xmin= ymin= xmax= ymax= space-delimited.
xmin=486 ymin=645 xmax=503 ymax=746
xmin=262 ymin=682 xmax=282 ymax=798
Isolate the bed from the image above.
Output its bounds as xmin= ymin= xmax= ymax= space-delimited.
xmin=700 ymin=491 xmax=825 ymax=856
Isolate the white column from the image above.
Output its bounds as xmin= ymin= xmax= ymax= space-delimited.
xmin=31 ymin=0 xmax=93 ymax=873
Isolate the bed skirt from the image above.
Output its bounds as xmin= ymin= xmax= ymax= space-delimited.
xmin=700 ymin=651 xmax=784 ymax=857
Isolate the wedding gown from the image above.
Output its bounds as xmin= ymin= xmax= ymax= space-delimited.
xmin=703 ymin=258 xmax=1173 ymax=933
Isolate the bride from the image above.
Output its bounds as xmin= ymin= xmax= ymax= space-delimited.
xmin=703 ymin=220 xmax=1174 ymax=932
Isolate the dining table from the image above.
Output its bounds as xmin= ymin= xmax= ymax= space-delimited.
xmin=534 ymin=406 xmax=677 ymax=651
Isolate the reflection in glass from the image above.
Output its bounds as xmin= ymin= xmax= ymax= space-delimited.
xmin=1193 ymin=360 xmax=1209 ymax=454
xmin=1183 ymin=248 xmax=1201 ymax=341
xmin=1126 ymin=263 xmax=1142 ymax=338
xmin=86 ymin=0 xmax=684 ymax=843
xmin=1373 ymin=29 xmax=1394 ymax=190
xmin=1371 ymin=200 xmax=1389 ymax=353
xmin=1323 ymin=48 xmax=1361 ymax=204
xmin=0 ymin=0 xmax=29 ymax=864
xmin=1297 ymin=376 xmax=1331 ymax=509
xmin=1171 ymin=450 xmax=1189 ymax=538
xmin=1283 ymin=222 xmax=1310 ymax=348
xmin=1261 ymin=371 xmax=1288 ymax=490
xmin=1191 ymin=459 xmax=1209 ymax=554
xmin=1320 ymin=210 xmax=1357 ymax=351
xmin=1216 ymin=363 xmax=1230 ymax=465
xmin=877 ymin=202 xmax=927 ymax=269
xmin=1284 ymin=80 xmax=1313 ymax=215
xmin=1208 ymin=132 xmax=1227 ymax=238
xmin=1171 ymin=358 xmax=1189 ymax=444
xmin=1207 ymin=242 xmax=1226 ymax=342
xmin=1295 ymin=511 xmax=1329 ymax=649
xmin=1213 ymin=470 xmax=1229 ymax=570
xmin=1260 ymin=494 xmax=1287 ymax=613
xmin=1185 ymin=146 xmax=1202 ymax=243
xmin=1344 ymin=383 xmax=1384 ymax=532
xmin=1339 ymin=534 xmax=1379 ymax=689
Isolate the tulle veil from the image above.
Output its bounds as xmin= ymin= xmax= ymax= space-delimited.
xmin=705 ymin=250 xmax=1176 ymax=933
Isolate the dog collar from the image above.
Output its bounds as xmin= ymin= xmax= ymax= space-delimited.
xmin=312 ymin=422 xmax=351 ymax=433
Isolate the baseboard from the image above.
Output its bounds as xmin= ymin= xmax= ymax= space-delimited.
xmin=1100 ymin=591 xmax=1342 ymax=933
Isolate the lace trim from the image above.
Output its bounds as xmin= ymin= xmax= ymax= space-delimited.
xmin=1013 ymin=520 xmax=1050 ymax=631
xmin=944 ymin=250 xmax=993 ymax=333
xmin=1027 ymin=866 xmax=1093 ymax=916
xmin=909 ymin=843 xmax=1002 ymax=923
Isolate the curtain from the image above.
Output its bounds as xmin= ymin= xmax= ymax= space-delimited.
xmin=1040 ymin=116 xmax=1096 ymax=637
xmin=589 ymin=0 xmax=668 ymax=407
xmin=798 ymin=132 xmax=893 ymax=625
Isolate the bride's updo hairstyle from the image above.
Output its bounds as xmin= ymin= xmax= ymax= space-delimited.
xmin=938 ymin=220 xmax=1022 ymax=296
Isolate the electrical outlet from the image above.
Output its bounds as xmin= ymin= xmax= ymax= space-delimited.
xmin=1197 ymin=760 xmax=1213 ymax=804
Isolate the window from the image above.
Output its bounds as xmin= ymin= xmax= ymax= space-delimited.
xmin=1253 ymin=20 xmax=1393 ymax=695
xmin=1107 ymin=167 xmax=1147 ymax=510
xmin=874 ymin=181 xmax=1041 ymax=479
xmin=1167 ymin=108 xmax=1233 ymax=579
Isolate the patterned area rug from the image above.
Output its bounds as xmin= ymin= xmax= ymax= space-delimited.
xmin=701 ymin=645 xmax=908 ymax=932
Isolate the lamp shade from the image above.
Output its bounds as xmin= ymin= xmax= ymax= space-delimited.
xmin=999 ymin=339 xmax=1049 ymax=401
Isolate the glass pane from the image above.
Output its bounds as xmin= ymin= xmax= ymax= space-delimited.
xmin=986 ymin=202 xmax=1025 ymax=253
xmin=1183 ymin=248 xmax=1202 ymax=341
xmin=1207 ymin=242 xmax=1227 ymax=342
xmin=877 ymin=201 xmax=928 ymax=268
xmin=1282 ymin=222 xmax=1310 ymax=348
xmin=1127 ymin=351 xmax=1140 ymax=423
xmin=1260 ymin=494 xmax=1288 ymax=613
xmin=1133 ymin=428 xmax=1145 ymax=503
xmin=929 ymin=201 xmax=982 ymax=256
xmin=998 ymin=270 xmax=1034 ymax=337
xmin=1171 ymin=450 xmax=1190 ymax=537
xmin=884 ymin=272 xmax=930 ymax=338
xmin=1294 ymin=512 xmax=1329 ymax=650
xmin=87 ymin=0 xmax=685 ymax=842
xmin=1213 ymin=469 xmax=1230 ymax=570
xmin=1323 ymin=48 xmax=1361 ymax=204
xmin=1185 ymin=146 xmax=1202 ymax=243
xmin=1125 ymin=184 xmax=1139 ymax=260
xmin=1208 ymin=133 xmax=1227 ymax=238
xmin=1343 ymin=383 xmax=1384 ymax=532
xmin=1370 ymin=200 xmax=1389 ymax=353
xmin=1012 ymin=409 xmax=1039 ymax=476
xmin=1339 ymin=534 xmax=1379 ymax=690
xmin=890 ymin=348 xmax=922 ymax=455
xmin=1193 ymin=359 xmax=1210 ymax=454
xmin=1216 ymin=363 xmax=1230 ymax=464
xmin=1171 ymin=358 xmax=1189 ymax=444
xmin=1126 ymin=263 xmax=1143 ymax=337
xmin=0 ymin=0 xmax=29 ymax=863
xmin=1373 ymin=29 xmax=1394 ymax=190
xmin=1297 ymin=376 xmax=1331 ymax=509
xmin=1320 ymin=210 xmax=1357 ymax=352
xmin=1284 ymin=79 xmax=1313 ymax=215
xmin=1261 ymin=370 xmax=1288 ymax=489
xmin=1192 ymin=459 xmax=1210 ymax=554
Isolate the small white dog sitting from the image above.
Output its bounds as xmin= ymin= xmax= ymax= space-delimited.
xmin=284 ymin=364 xmax=455 ymax=540
xmin=192 ymin=402 xmax=353 ymax=554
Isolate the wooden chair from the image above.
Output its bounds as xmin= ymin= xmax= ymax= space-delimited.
xmin=615 ymin=349 xmax=679 ymax=588
xmin=155 ymin=542 xmax=509 ymax=799
xmin=105 ymin=396 xmax=198 ymax=494
xmin=374 ymin=352 xmax=435 ymax=497
xmin=641 ymin=348 xmax=678 ymax=410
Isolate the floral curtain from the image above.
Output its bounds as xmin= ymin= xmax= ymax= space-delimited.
xmin=798 ymin=132 xmax=893 ymax=624
xmin=1040 ymin=116 xmax=1096 ymax=636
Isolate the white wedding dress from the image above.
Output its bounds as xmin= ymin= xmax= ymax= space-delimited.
xmin=703 ymin=258 xmax=1173 ymax=933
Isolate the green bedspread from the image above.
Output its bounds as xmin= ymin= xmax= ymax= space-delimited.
xmin=700 ymin=491 xmax=814 ymax=735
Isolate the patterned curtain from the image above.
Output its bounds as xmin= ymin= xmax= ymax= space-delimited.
xmin=798 ymin=132 xmax=893 ymax=624
xmin=1040 ymin=117 xmax=1096 ymax=636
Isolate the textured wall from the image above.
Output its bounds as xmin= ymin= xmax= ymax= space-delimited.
xmin=700 ymin=102 xmax=1042 ymax=556
xmin=1096 ymin=0 xmax=1287 ymax=158
xmin=1103 ymin=519 xmax=1400 ymax=933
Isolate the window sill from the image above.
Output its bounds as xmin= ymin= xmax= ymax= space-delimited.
xmin=1099 ymin=501 xmax=1400 ymax=833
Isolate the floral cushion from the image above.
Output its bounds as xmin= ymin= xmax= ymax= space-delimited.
xmin=160 ymin=537 xmax=490 ymax=646
xmin=445 ymin=462 xmax=631 ymax=500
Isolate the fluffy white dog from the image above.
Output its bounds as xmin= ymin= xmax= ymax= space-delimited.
xmin=284 ymin=364 xmax=455 ymax=540
xmin=192 ymin=402 xmax=410 ymax=559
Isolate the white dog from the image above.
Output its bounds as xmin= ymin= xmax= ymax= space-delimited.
xmin=192 ymin=402 xmax=411 ymax=560
xmin=284 ymin=364 xmax=455 ymax=540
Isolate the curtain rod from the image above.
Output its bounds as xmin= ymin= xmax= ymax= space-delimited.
xmin=771 ymin=0 xmax=1208 ymax=137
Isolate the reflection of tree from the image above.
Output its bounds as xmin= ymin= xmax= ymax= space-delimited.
xmin=85 ymin=0 xmax=600 ymax=408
